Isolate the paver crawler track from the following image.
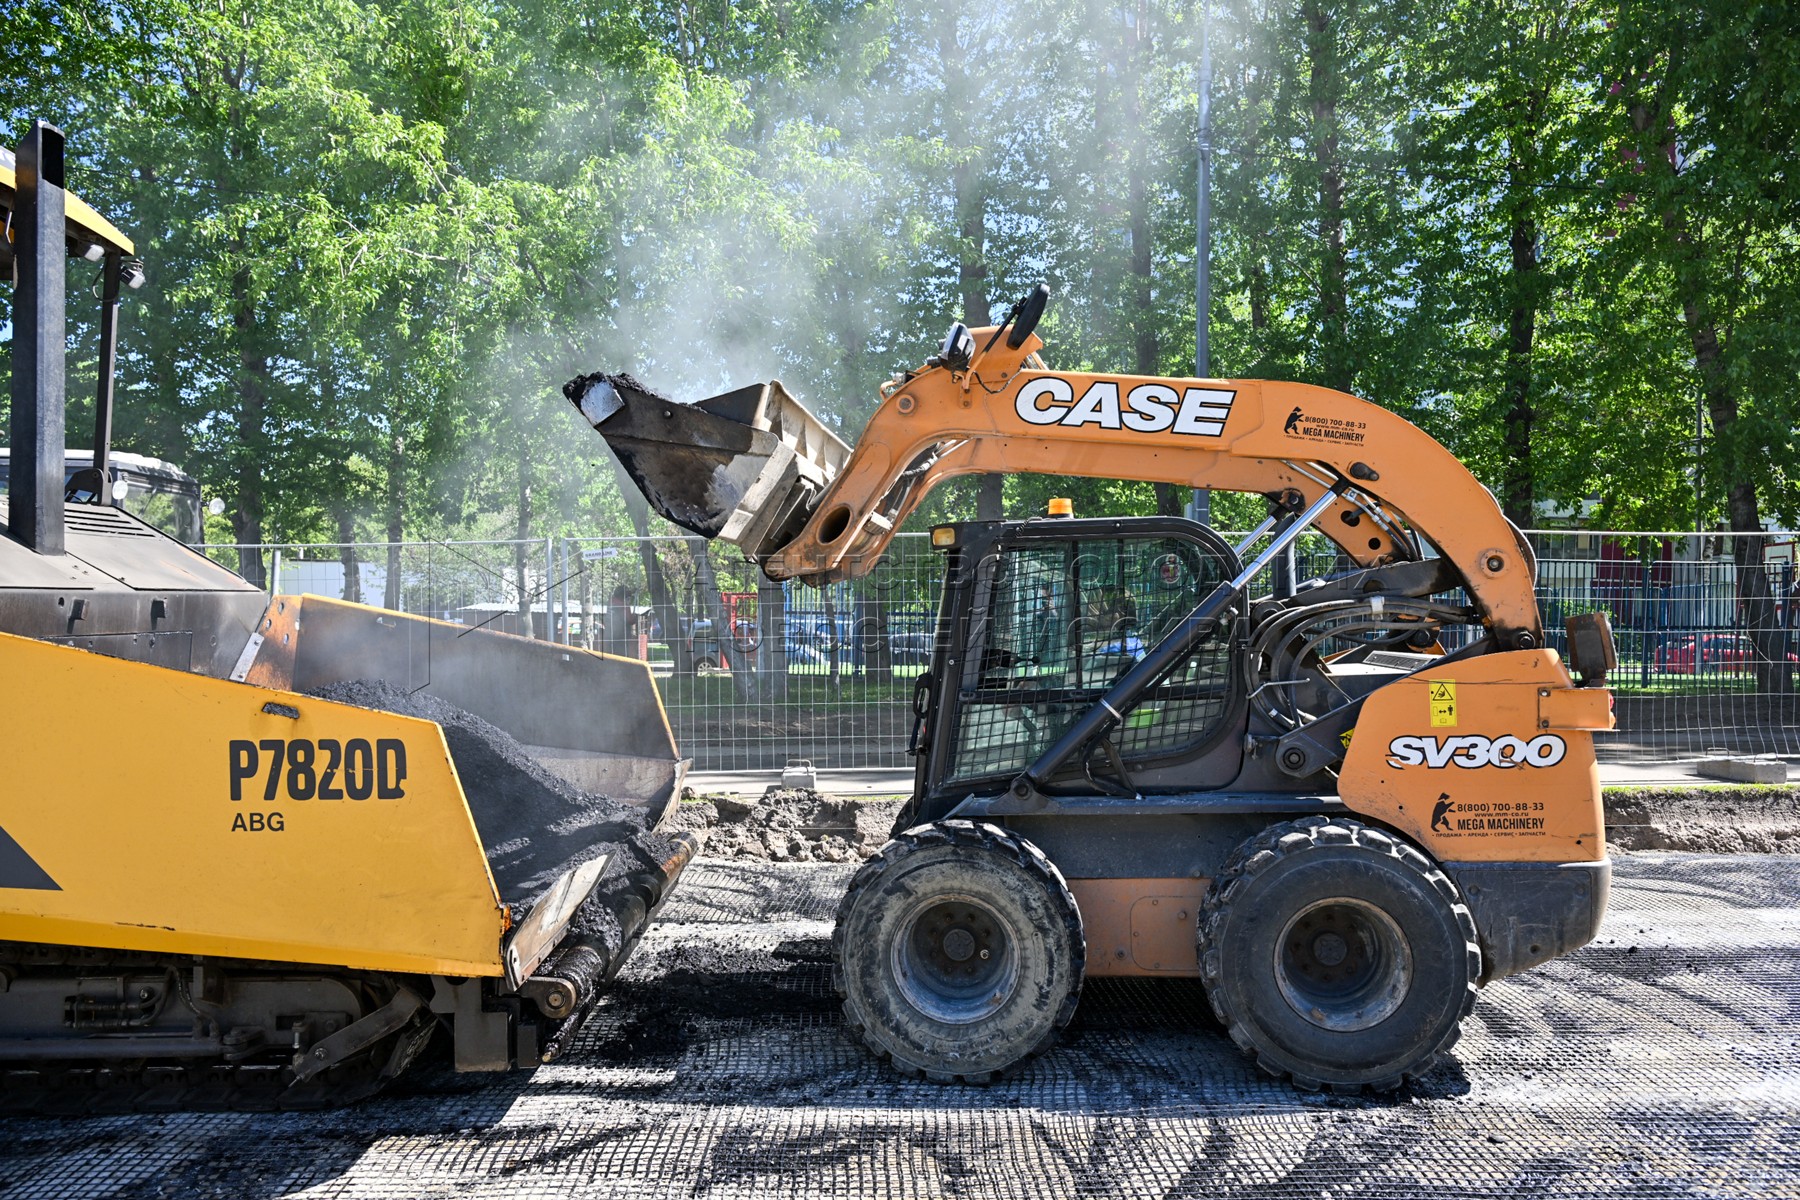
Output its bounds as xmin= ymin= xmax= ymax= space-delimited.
xmin=0 ymin=955 xmax=434 ymax=1116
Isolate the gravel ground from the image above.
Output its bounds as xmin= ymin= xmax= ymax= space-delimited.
xmin=663 ymin=790 xmax=904 ymax=862
xmin=3 ymin=850 xmax=1796 ymax=1199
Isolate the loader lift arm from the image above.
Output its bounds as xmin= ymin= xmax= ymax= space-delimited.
xmin=568 ymin=324 xmax=1542 ymax=651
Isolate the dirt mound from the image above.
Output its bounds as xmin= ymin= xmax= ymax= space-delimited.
xmin=668 ymin=790 xmax=907 ymax=862
xmin=1605 ymin=786 xmax=1800 ymax=854
xmin=307 ymin=680 xmax=678 ymax=958
xmin=672 ymin=783 xmax=1800 ymax=863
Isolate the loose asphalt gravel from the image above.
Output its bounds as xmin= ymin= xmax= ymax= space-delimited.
xmin=2 ymin=849 xmax=1797 ymax=1199
xmin=306 ymin=680 xmax=677 ymax=959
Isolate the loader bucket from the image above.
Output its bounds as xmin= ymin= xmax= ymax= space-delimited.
xmin=564 ymin=372 xmax=850 ymax=561
xmin=236 ymin=594 xmax=687 ymax=827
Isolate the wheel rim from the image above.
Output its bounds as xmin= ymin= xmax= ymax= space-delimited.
xmin=891 ymin=892 xmax=1021 ymax=1024
xmin=1273 ymin=897 xmax=1414 ymax=1032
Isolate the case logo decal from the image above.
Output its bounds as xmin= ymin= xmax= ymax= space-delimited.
xmin=1015 ymin=377 xmax=1236 ymax=436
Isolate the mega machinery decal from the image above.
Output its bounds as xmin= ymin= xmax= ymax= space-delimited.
xmin=1281 ymin=405 xmax=1367 ymax=445
xmin=1014 ymin=378 xmax=1237 ymax=436
xmin=1390 ymin=734 xmax=1571 ymax=837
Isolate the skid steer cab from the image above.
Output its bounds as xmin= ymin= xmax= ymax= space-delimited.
xmin=574 ymin=285 xmax=1618 ymax=1092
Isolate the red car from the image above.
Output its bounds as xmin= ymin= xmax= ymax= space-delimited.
xmin=1656 ymin=634 xmax=1800 ymax=674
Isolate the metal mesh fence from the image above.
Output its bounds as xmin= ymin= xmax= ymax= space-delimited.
xmin=197 ymin=529 xmax=1800 ymax=771
xmin=198 ymin=539 xmax=561 ymax=639
xmin=561 ymin=535 xmax=940 ymax=772
xmin=1532 ymin=532 xmax=1799 ymax=761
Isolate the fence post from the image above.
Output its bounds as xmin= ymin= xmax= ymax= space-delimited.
xmin=1639 ymin=540 xmax=1652 ymax=689
xmin=561 ymin=538 xmax=571 ymax=645
xmin=579 ymin=544 xmax=592 ymax=650
xmin=542 ymin=535 xmax=553 ymax=641
xmin=270 ymin=548 xmax=283 ymax=596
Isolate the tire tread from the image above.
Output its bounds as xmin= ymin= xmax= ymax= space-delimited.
xmin=1197 ymin=817 xmax=1480 ymax=1094
xmin=832 ymin=820 xmax=1083 ymax=1085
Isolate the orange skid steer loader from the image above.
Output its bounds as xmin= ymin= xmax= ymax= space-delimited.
xmin=572 ymin=284 xmax=1617 ymax=1092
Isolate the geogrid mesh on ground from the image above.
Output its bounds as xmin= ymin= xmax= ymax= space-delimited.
xmin=5 ymin=852 xmax=1798 ymax=1199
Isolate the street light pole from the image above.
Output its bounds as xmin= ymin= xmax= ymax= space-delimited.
xmin=1189 ymin=0 xmax=1214 ymax=526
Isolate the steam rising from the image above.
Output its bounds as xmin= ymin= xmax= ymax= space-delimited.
xmin=462 ymin=0 xmax=1187 ymax=540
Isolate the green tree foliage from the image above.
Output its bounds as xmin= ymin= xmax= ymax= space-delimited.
xmin=4 ymin=0 xmax=1795 ymax=560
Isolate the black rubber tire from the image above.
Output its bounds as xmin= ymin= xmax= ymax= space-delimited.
xmin=1198 ymin=816 xmax=1480 ymax=1094
xmin=832 ymin=820 xmax=1084 ymax=1083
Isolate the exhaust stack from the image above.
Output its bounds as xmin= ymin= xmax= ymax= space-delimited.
xmin=8 ymin=123 xmax=67 ymax=556
xmin=564 ymin=372 xmax=849 ymax=562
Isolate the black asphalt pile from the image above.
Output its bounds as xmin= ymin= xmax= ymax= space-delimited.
xmin=306 ymin=681 xmax=680 ymax=955
xmin=667 ymin=789 xmax=906 ymax=862
xmin=592 ymin=937 xmax=839 ymax=1067
xmin=1605 ymin=784 xmax=1800 ymax=853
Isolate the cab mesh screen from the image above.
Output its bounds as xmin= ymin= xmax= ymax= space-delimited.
xmin=946 ymin=536 xmax=1235 ymax=783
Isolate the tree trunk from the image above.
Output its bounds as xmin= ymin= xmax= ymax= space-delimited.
xmin=689 ymin=538 xmax=753 ymax=699
xmin=857 ymin=583 xmax=892 ymax=684
xmin=384 ymin=433 xmax=404 ymax=610
xmin=515 ymin=447 xmax=533 ymax=638
xmin=1499 ymin=77 xmax=1547 ymax=532
xmin=1304 ymin=1 xmax=1351 ymax=392
xmin=1249 ymin=259 xmax=1270 ymax=335
xmin=335 ymin=506 xmax=359 ymax=603
xmin=976 ymin=474 xmax=1003 ymax=520
xmin=643 ymin=541 xmax=682 ymax=673
xmin=824 ymin=586 xmax=843 ymax=698
xmin=1500 ymin=207 xmax=1538 ymax=529
xmin=943 ymin=19 xmax=1002 ymax=518
xmin=1117 ymin=0 xmax=1180 ymax=518
xmin=1626 ymin=95 xmax=1790 ymax=695
xmin=614 ymin=460 xmax=684 ymax=674
xmin=580 ymin=564 xmax=593 ymax=650
xmin=230 ymin=263 xmax=268 ymax=587
xmin=1687 ymin=304 xmax=1788 ymax=694
xmin=757 ymin=574 xmax=788 ymax=701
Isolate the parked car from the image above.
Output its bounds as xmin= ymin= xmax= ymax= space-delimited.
xmin=688 ymin=615 xmax=759 ymax=670
xmin=887 ymin=631 xmax=933 ymax=665
xmin=1655 ymin=633 xmax=1800 ymax=675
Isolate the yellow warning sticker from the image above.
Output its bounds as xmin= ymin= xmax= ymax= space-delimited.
xmin=1428 ymin=679 xmax=1457 ymax=727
